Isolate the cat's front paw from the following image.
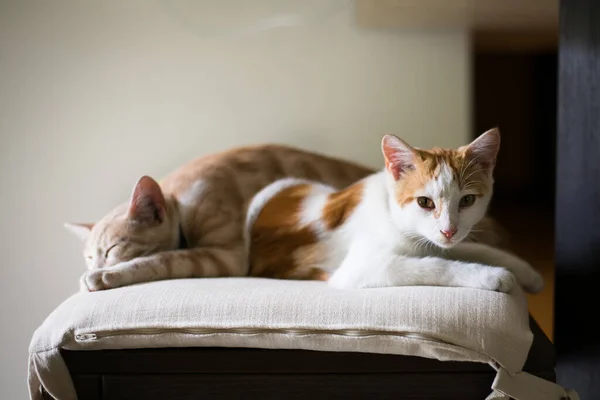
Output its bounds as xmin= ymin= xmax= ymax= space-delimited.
xmin=80 ymin=269 xmax=108 ymax=292
xmin=501 ymin=256 xmax=545 ymax=294
xmin=81 ymin=269 xmax=123 ymax=292
xmin=478 ymin=267 xmax=516 ymax=293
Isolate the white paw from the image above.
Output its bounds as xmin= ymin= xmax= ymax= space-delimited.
xmin=503 ymin=256 xmax=545 ymax=294
xmin=500 ymin=253 xmax=544 ymax=293
xmin=480 ymin=267 xmax=516 ymax=293
xmin=81 ymin=269 xmax=122 ymax=292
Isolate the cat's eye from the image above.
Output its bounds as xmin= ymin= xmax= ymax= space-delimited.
xmin=459 ymin=194 xmax=476 ymax=208
xmin=417 ymin=197 xmax=435 ymax=210
xmin=104 ymin=243 xmax=118 ymax=258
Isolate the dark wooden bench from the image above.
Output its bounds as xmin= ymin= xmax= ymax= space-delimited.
xmin=42 ymin=316 xmax=554 ymax=400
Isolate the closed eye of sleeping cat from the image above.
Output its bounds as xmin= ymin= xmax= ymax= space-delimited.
xmin=85 ymin=237 xmax=158 ymax=265
xmin=245 ymin=128 xmax=545 ymax=294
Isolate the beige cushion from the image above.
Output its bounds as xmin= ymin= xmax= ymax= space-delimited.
xmin=28 ymin=278 xmax=576 ymax=400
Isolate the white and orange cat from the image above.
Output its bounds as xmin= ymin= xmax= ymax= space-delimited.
xmin=246 ymin=129 xmax=544 ymax=293
xmin=67 ymin=140 xmax=510 ymax=292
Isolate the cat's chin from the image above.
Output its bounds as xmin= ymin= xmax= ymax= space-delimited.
xmin=414 ymin=235 xmax=458 ymax=250
xmin=432 ymin=237 xmax=462 ymax=249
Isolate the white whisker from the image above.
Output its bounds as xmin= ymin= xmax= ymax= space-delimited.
xmin=459 ymin=154 xmax=481 ymax=185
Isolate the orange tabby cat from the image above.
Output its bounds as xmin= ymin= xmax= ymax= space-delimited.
xmin=66 ymin=143 xmax=508 ymax=291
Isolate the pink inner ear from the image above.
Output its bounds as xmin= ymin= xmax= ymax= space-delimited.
xmin=382 ymin=135 xmax=415 ymax=180
xmin=128 ymin=176 xmax=166 ymax=223
xmin=465 ymin=128 xmax=501 ymax=168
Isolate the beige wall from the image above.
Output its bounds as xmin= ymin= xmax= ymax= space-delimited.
xmin=0 ymin=1 xmax=470 ymax=397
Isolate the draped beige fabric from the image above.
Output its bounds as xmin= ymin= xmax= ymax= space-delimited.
xmin=28 ymin=278 xmax=574 ymax=400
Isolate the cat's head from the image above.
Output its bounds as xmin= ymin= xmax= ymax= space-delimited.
xmin=65 ymin=175 xmax=178 ymax=269
xmin=381 ymin=128 xmax=500 ymax=249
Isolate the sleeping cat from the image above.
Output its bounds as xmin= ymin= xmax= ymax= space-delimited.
xmin=66 ymin=144 xmax=376 ymax=291
xmin=66 ymin=142 xmax=510 ymax=292
xmin=246 ymin=129 xmax=544 ymax=293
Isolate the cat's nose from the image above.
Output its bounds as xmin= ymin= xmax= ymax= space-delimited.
xmin=441 ymin=228 xmax=458 ymax=239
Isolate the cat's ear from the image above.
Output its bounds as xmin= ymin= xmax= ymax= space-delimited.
xmin=127 ymin=175 xmax=166 ymax=225
xmin=463 ymin=128 xmax=501 ymax=169
xmin=64 ymin=222 xmax=94 ymax=241
xmin=381 ymin=134 xmax=416 ymax=180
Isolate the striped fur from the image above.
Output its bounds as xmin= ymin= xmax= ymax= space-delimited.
xmin=247 ymin=129 xmax=545 ymax=294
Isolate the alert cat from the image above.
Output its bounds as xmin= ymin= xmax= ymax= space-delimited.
xmin=246 ymin=129 xmax=544 ymax=293
xmin=67 ymin=142 xmax=509 ymax=291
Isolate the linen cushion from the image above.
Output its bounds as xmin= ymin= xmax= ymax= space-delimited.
xmin=28 ymin=278 xmax=575 ymax=400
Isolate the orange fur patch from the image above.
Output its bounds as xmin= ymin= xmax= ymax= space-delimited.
xmin=249 ymin=181 xmax=365 ymax=281
xmin=395 ymin=148 xmax=490 ymax=205
xmin=248 ymin=184 xmax=327 ymax=280
xmin=321 ymin=182 xmax=364 ymax=230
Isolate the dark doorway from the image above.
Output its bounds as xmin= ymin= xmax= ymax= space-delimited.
xmin=472 ymin=44 xmax=558 ymax=340
xmin=555 ymin=0 xmax=600 ymax=396
xmin=473 ymin=52 xmax=557 ymax=210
